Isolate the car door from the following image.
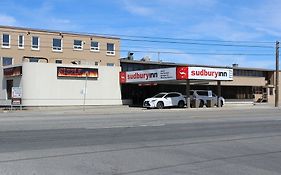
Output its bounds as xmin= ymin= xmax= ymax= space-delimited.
xmin=163 ymin=93 xmax=173 ymax=107
xmin=170 ymin=93 xmax=181 ymax=106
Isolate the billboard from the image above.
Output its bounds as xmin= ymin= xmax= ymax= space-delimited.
xmin=120 ymin=67 xmax=176 ymax=83
xmin=4 ymin=66 xmax=22 ymax=77
xmin=57 ymin=67 xmax=98 ymax=78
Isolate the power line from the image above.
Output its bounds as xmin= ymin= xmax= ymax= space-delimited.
xmin=122 ymin=38 xmax=274 ymax=48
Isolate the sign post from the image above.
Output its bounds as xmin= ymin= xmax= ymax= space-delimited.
xmin=11 ymin=87 xmax=22 ymax=110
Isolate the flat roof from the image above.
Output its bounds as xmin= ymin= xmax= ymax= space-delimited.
xmin=0 ymin=25 xmax=120 ymax=40
xmin=120 ymin=59 xmax=275 ymax=72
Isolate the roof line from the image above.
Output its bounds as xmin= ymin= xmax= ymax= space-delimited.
xmin=0 ymin=25 xmax=120 ymax=40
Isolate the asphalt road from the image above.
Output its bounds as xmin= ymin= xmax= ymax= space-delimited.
xmin=0 ymin=108 xmax=281 ymax=175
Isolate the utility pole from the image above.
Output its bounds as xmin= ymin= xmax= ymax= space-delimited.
xmin=275 ymin=41 xmax=279 ymax=107
xmin=83 ymin=71 xmax=88 ymax=111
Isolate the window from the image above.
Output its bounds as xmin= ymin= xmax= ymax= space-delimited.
xmin=73 ymin=40 xmax=83 ymax=50
xmin=91 ymin=41 xmax=99 ymax=51
xmin=55 ymin=59 xmax=62 ymax=64
xmin=107 ymin=63 xmax=114 ymax=66
xmin=106 ymin=43 xmax=115 ymax=55
xmin=53 ymin=38 xmax=62 ymax=51
xmin=29 ymin=58 xmax=39 ymax=62
xmin=18 ymin=35 xmax=24 ymax=49
xmin=95 ymin=61 xmax=99 ymax=66
xmin=2 ymin=34 xmax=10 ymax=48
xmin=2 ymin=57 xmax=13 ymax=66
xmin=31 ymin=36 xmax=40 ymax=50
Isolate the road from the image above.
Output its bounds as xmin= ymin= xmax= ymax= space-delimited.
xmin=0 ymin=107 xmax=281 ymax=175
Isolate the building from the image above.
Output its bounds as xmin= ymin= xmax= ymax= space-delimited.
xmin=1 ymin=25 xmax=280 ymax=107
xmin=0 ymin=26 xmax=122 ymax=106
xmin=120 ymin=59 xmax=280 ymax=106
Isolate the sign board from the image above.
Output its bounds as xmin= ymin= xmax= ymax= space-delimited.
xmin=12 ymin=87 xmax=22 ymax=98
xmin=57 ymin=67 xmax=98 ymax=78
xmin=120 ymin=67 xmax=176 ymax=83
xmin=4 ymin=66 xmax=22 ymax=77
xmin=120 ymin=66 xmax=233 ymax=83
xmin=188 ymin=67 xmax=233 ymax=81
xmin=12 ymin=98 xmax=22 ymax=105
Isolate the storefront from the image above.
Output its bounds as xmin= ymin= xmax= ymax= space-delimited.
xmin=0 ymin=62 xmax=122 ymax=106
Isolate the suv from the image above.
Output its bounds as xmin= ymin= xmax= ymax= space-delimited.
xmin=190 ymin=90 xmax=225 ymax=107
xmin=143 ymin=92 xmax=186 ymax=109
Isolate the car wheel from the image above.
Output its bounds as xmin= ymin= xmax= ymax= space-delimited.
xmin=156 ymin=101 xmax=164 ymax=109
xmin=220 ymin=100 xmax=224 ymax=107
xmin=199 ymin=100 xmax=204 ymax=108
xmin=178 ymin=100 xmax=185 ymax=108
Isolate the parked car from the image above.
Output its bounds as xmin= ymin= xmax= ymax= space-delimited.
xmin=189 ymin=90 xmax=225 ymax=107
xmin=143 ymin=92 xmax=186 ymax=109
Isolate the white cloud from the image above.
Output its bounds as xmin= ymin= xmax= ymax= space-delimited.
xmin=0 ymin=14 xmax=17 ymax=25
xmin=122 ymin=0 xmax=153 ymax=16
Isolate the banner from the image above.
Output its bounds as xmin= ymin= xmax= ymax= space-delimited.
xmin=57 ymin=67 xmax=98 ymax=78
xmin=188 ymin=67 xmax=233 ymax=80
xmin=120 ymin=67 xmax=176 ymax=83
xmin=4 ymin=66 xmax=22 ymax=77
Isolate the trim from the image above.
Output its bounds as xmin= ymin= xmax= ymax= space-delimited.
xmin=2 ymin=33 xmax=11 ymax=48
xmin=1 ymin=57 xmax=14 ymax=66
xmin=73 ymin=40 xmax=83 ymax=51
xmin=106 ymin=43 xmax=115 ymax=55
xmin=90 ymin=41 xmax=100 ymax=52
xmin=31 ymin=36 xmax=40 ymax=50
xmin=52 ymin=38 xmax=63 ymax=52
xmin=18 ymin=35 xmax=24 ymax=49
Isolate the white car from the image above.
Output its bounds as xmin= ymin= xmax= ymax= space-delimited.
xmin=143 ymin=92 xmax=186 ymax=109
xmin=190 ymin=90 xmax=225 ymax=107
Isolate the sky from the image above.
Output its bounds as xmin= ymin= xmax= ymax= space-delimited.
xmin=0 ymin=0 xmax=280 ymax=69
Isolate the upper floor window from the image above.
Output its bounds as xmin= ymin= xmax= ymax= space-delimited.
xmin=73 ymin=40 xmax=83 ymax=50
xmin=2 ymin=34 xmax=10 ymax=48
xmin=31 ymin=36 xmax=40 ymax=50
xmin=90 ymin=41 xmax=99 ymax=52
xmin=55 ymin=59 xmax=62 ymax=64
xmin=53 ymin=38 xmax=62 ymax=51
xmin=106 ymin=43 xmax=115 ymax=55
xmin=2 ymin=57 xmax=13 ymax=66
xmin=18 ymin=35 xmax=24 ymax=49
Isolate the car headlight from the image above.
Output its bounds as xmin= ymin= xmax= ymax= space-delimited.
xmin=151 ymin=99 xmax=157 ymax=102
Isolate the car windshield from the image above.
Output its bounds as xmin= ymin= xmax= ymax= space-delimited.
xmin=153 ymin=93 xmax=166 ymax=98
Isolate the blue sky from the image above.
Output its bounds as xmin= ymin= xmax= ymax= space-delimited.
xmin=0 ymin=0 xmax=280 ymax=69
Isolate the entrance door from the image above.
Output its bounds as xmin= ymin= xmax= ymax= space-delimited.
xmin=6 ymin=80 xmax=13 ymax=99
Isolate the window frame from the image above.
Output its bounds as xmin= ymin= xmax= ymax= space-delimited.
xmin=2 ymin=57 xmax=13 ymax=66
xmin=52 ymin=38 xmax=63 ymax=52
xmin=106 ymin=43 xmax=115 ymax=55
xmin=18 ymin=35 xmax=24 ymax=49
xmin=90 ymin=41 xmax=100 ymax=52
xmin=31 ymin=36 xmax=40 ymax=50
xmin=2 ymin=33 xmax=11 ymax=48
xmin=73 ymin=40 xmax=83 ymax=50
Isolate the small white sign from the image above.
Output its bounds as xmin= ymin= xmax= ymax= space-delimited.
xmin=12 ymin=87 xmax=22 ymax=98
xmin=188 ymin=67 xmax=233 ymax=81
xmin=125 ymin=68 xmax=177 ymax=83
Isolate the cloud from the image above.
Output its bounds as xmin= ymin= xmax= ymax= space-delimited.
xmin=0 ymin=14 xmax=17 ymax=25
xmin=122 ymin=0 xmax=153 ymax=16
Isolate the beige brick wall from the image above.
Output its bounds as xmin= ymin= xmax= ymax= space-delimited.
xmin=0 ymin=26 xmax=120 ymax=66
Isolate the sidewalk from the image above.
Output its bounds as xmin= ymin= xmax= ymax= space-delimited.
xmin=0 ymin=103 xmax=278 ymax=117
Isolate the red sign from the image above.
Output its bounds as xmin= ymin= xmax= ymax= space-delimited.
xmin=119 ymin=72 xmax=127 ymax=84
xmin=57 ymin=67 xmax=98 ymax=78
xmin=176 ymin=66 xmax=188 ymax=80
xmin=4 ymin=66 xmax=22 ymax=77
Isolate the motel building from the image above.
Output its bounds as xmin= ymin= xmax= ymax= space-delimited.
xmin=0 ymin=25 xmax=280 ymax=107
xmin=0 ymin=26 xmax=122 ymax=106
